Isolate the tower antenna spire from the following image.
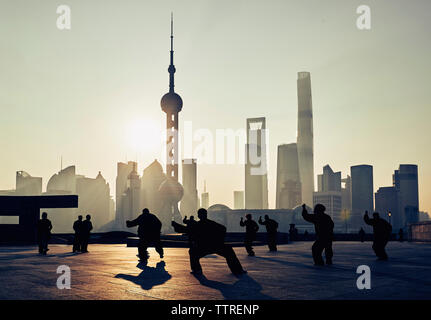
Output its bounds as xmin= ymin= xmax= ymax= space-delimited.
xmin=171 ymin=12 xmax=174 ymax=52
xmin=168 ymin=12 xmax=176 ymax=93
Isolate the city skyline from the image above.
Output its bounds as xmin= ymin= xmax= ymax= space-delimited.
xmin=1 ymin=0 xmax=430 ymax=215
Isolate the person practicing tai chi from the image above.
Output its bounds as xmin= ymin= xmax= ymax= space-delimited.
xmin=183 ymin=215 xmax=197 ymax=246
xmin=258 ymin=215 xmax=279 ymax=252
xmin=80 ymin=214 xmax=93 ymax=253
xmin=172 ymin=208 xmax=247 ymax=276
xmin=302 ymin=204 xmax=334 ymax=266
xmin=72 ymin=215 xmax=83 ymax=253
xmin=127 ymin=208 xmax=164 ymax=262
xmin=37 ymin=212 xmax=52 ymax=255
xmin=364 ymin=211 xmax=392 ymax=260
xmin=240 ymin=214 xmax=259 ymax=256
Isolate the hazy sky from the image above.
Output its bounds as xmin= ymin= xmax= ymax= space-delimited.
xmin=1 ymin=0 xmax=430 ymax=213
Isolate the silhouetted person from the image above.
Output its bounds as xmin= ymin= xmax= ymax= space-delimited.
xmin=289 ymin=224 xmax=297 ymax=242
xmin=172 ymin=208 xmax=246 ymax=276
xmin=80 ymin=214 xmax=93 ymax=253
xmin=240 ymin=214 xmax=259 ymax=256
xmin=302 ymin=204 xmax=334 ymax=266
xmin=304 ymin=230 xmax=309 ymax=241
xmin=127 ymin=208 xmax=164 ymax=262
xmin=72 ymin=215 xmax=83 ymax=253
xmin=183 ymin=215 xmax=197 ymax=246
xmin=364 ymin=211 xmax=392 ymax=260
xmin=359 ymin=227 xmax=366 ymax=243
xmin=398 ymin=228 xmax=404 ymax=242
xmin=183 ymin=215 xmax=197 ymax=227
xmin=258 ymin=215 xmax=278 ymax=251
xmin=37 ymin=212 xmax=52 ymax=255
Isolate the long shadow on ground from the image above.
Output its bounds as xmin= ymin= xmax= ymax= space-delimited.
xmin=115 ymin=261 xmax=171 ymax=290
xmin=194 ymin=273 xmax=274 ymax=300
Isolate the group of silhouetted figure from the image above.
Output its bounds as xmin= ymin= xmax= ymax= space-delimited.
xmin=36 ymin=212 xmax=93 ymax=255
xmin=36 ymin=202 xmax=396 ymax=274
xmin=239 ymin=214 xmax=279 ymax=256
xmin=72 ymin=215 xmax=93 ymax=253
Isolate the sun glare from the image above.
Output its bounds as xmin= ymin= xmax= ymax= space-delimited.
xmin=125 ymin=118 xmax=163 ymax=153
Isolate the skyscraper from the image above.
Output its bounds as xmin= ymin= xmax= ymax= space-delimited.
xmin=313 ymin=165 xmax=342 ymax=230
xmin=181 ymin=159 xmax=198 ymax=216
xmin=276 ymin=143 xmax=301 ymax=209
xmin=46 ymin=165 xmax=111 ymax=232
xmin=233 ymin=191 xmax=244 ymax=209
xmin=351 ymin=165 xmax=374 ymax=229
xmin=245 ymin=117 xmax=268 ymax=209
xmin=393 ymin=164 xmax=419 ymax=228
xmin=115 ymin=161 xmax=135 ymax=226
xmin=121 ymin=163 xmax=142 ymax=222
xmin=375 ymin=186 xmax=399 ymax=229
xmin=201 ymin=181 xmax=209 ymax=209
xmin=16 ymin=171 xmax=42 ymax=195
xmin=297 ymin=72 xmax=314 ymax=206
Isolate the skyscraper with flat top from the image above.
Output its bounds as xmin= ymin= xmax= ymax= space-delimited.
xmin=393 ymin=164 xmax=419 ymax=228
xmin=234 ymin=191 xmax=245 ymax=209
xmin=297 ymin=72 xmax=314 ymax=206
xmin=181 ymin=159 xmax=198 ymax=216
xmin=313 ymin=165 xmax=342 ymax=230
xmin=276 ymin=143 xmax=301 ymax=209
xmin=245 ymin=117 xmax=268 ymax=209
xmin=351 ymin=165 xmax=374 ymax=229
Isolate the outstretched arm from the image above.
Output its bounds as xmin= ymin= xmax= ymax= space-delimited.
xmin=126 ymin=216 xmax=140 ymax=228
xmin=301 ymin=204 xmax=315 ymax=223
xmin=172 ymin=221 xmax=189 ymax=234
xmin=363 ymin=211 xmax=373 ymax=226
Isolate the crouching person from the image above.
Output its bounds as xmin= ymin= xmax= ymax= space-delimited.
xmin=172 ymin=208 xmax=246 ymax=276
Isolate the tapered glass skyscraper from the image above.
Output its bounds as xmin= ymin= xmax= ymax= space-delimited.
xmin=297 ymin=72 xmax=314 ymax=206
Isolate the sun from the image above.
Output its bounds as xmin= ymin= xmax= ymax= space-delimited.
xmin=125 ymin=118 xmax=163 ymax=153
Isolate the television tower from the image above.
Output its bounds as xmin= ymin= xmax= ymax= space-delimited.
xmin=161 ymin=13 xmax=183 ymax=182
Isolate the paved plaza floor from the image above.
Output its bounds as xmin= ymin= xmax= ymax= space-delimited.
xmin=0 ymin=242 xmax=430 ymax=300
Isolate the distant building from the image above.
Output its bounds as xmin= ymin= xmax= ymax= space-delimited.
xmin=16 ymin=171 xmax=42 ymax=195
xmin=233 ymin=191 xmax=244 ymax=209
xmin=419 ymin=211 xmax=430 ymax=222
xmin=351 ymin=165 xmax=374 ymax=230
xmin=120 ymin=163 xmax=142 ymax=227
xmin=181 ymin=159 xmax=198 ymax=216
xmin=115 ymin=161 xmax=135 ymax=227
xmin=245 ymin=117 xmax=268 ymax=209
xmin=313 ymin=165 xmax=342 ymax=231
xmin=276 ymin=143 xmax=301 ymax=209
xmin=141 ymin=160 xmax=166 ymax=214
xmin=341 ymin=175 xmax=352 ymax=212
xmin=375 ymin=186 xmax=400 ymax=229
xmin=201 ymin=192 xmax=209 ymax=209
xmin=297 ymin=72 xmax=315 ymax=206
xmin=201 ymin=181 xmax=209 ymax=209
xmin=76 ymin=172 xmax=111 ymax=229
xmin=45 ymin=166 xmax=112 ymax=232
xmin=393 ymin=164 xmax=419 ymax=228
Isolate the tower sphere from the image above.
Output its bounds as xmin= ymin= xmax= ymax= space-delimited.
xmin=161 ymin=92 xmax=183 ymax=114
xmin=158 ymin=176 xmax=184 ymax=203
